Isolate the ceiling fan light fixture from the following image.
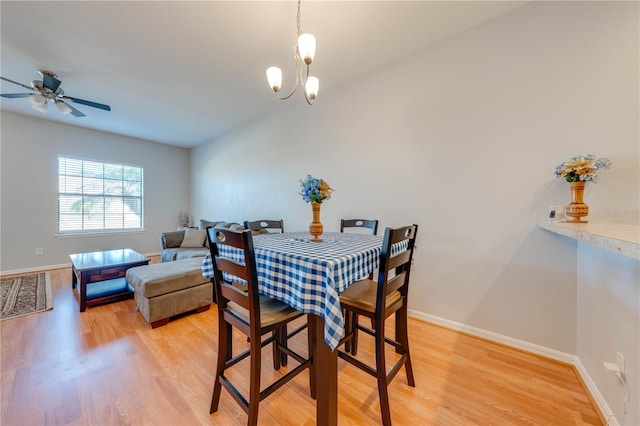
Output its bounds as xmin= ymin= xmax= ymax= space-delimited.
xmin=1 ymin=71 xmax=111 ymax=117
xmin=32 ymin=101 xmax=48 ymax=113
xmin=28 ymin=93 xmax=46 ymax=105
xmin=55 ymin=100 xmax=72 ymax=114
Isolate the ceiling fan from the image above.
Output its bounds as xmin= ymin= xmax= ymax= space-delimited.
xmin=0 ymin=70 xmax=111 ymax=117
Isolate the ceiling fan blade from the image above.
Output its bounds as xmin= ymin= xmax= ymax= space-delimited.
xmin=42 ymin=74 xmax=62 ymax=92
xmin=0 ymin=76 xmax=34 ymax=91
xmin=63 ymin=101 xmax=86 ymax=118
xmin=0 ymin=93 xmax=32 ymax=98
xmin=64 ymin=96 xmax=111 ymax=111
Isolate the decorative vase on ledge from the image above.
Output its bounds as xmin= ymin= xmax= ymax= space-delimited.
xmin=565 ymin=181 xmax=589 ymax=223
xmin=309 ymin=202 xmax=324 ymax=242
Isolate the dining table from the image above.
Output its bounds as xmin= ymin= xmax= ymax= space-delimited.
xmin=201 ymin=230 xmax=406 ymax=425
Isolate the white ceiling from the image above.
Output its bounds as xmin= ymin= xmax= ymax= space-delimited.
xmin=1 ymin=1 xmax=528 ymax=148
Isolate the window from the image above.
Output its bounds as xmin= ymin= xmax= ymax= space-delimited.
xmin=58 ymin=157 xmax=143 ymax=233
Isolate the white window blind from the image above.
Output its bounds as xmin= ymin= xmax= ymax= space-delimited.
xmin=58 ymin=157 xmax=143 ymax=233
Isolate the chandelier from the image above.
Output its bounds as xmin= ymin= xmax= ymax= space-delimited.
xmin=266 ymin=0 xmax=319 ymax=105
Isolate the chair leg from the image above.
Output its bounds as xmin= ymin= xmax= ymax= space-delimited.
xmin=210 ymin=321 xmax=232 ymax=413
xmin=343 ymin=309 xmax=352 ymax=353
xmin=271 ymin=325 xmax=290 ymax=369
xmin=307 ymin=315 xmax=317 ymax=400
xmin=280 ymin=324 xmax=288 ymax=367
xmin=375 ymin=319 xmax=392 ymax=426
xmin=248 ymin=331 xmax=262 ymax=426
xmin=396 ymin=307 xmax=415 ymax=386
xmin=272 ymin=329 xmax=281 ymax=370
xmin=351 ymin=312 xmax=359 ymax=355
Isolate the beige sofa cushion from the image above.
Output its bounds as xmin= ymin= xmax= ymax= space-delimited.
xmin=163 ymin=230 xmax=185 ymax=248
xmin=180 ymin=228 xmax=206 ymax=248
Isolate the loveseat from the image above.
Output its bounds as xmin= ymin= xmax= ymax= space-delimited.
xmin=159 ymin=220 xmax=244 ymax=262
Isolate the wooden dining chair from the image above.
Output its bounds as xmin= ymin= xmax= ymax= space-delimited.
xmin=340 ymin=218 xmax=378 ymax=235
xmin=340 ymin=218 xmax=379 ymax=349
xmin=338 ymin=224 xmax=418 ymax=426
xmin=206 ymin=227 xmax=314 ymax=426
xmin=244 ymin=219 xmax=284 ymax=235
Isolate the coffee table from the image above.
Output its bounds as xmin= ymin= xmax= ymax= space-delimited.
xmin=69 ymin=248 xmax=149 ymax=312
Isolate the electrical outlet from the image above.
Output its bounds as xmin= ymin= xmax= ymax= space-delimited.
xmin=616 ymin=352 xmax=625 ymax=380
xmin=35 ymin=247 xmax=44 ymax=256
xmin=549 ymin=205 xmax=564 ymax=221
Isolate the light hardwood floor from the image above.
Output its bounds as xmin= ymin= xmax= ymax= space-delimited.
xmin=1 ymin=263 xmax=603 ymax=425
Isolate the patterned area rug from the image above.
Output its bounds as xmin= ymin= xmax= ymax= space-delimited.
xmin=1 ymin=272 xmax=53 ymax=320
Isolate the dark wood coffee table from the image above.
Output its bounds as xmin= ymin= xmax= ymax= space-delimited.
xmin=69 ymin=248 xmax=149 ymax=312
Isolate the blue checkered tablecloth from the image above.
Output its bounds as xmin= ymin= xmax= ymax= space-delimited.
xmin=201 ymin=231 xmax=406 ymax=350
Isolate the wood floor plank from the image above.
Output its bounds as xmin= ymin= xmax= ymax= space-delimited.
xmin=1 ymin=262 xmax=603 ymax=425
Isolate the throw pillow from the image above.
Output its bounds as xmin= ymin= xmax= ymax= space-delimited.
xmin=180 ymin=228 xmax=207 ymax=248
xmin=163 ymin=230 xmax=186 ymax=248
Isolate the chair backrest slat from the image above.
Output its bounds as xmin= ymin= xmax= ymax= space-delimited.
xmin=387 ymin=250 xmax=411 ymax=272
xmin=216 ymin=257 xmax=248 ymax=281
xmin=340 ymin=219 xmax=378 ymax=235
xmin=244 ymin=219 xmax=284 ymax=234
xmin=220 ymin=282 xmax=252 ymax=309
xmin=385 ymin=271 xmax=407 ymax=295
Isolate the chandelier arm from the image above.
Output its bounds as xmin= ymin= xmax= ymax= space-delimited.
xmin=276 ymin=85 xmax=298 ymax=100
xmin=300 ymin=60 xmax=309 ymax=86
xmin=274 ymin=56 xmax=302 ymax=100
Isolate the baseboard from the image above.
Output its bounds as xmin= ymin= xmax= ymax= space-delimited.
xmin=574 ymin=358 xmax=619 ymax=426
xmin=1 ymin=263 xmax=71 ymax=276
xmin=408 ymin=310 xmax=616 ymax=425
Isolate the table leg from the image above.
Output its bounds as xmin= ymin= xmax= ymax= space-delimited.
xmin=79 ymin=272 xmax=87 ymax=312
xmin=312 ymin=314 xmax=337 ymax=426
xmin=71 ymin=266 xmax=77 ymax=289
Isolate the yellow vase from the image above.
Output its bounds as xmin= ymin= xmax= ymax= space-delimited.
xmin=309 ymin=202 xmax=324 ymax=242
xmin=565 ymin=181 xmax=589 ymax=223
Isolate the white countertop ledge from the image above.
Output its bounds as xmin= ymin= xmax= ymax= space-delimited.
xmin=539 ymin=221 xmax=640 ymax=260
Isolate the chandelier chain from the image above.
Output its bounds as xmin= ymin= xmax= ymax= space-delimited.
xmin=296 ymin=0 xmax=302 ymax=37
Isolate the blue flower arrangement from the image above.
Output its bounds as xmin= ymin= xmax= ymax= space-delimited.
xmin=555 ymin=155 xmax=612 ymax=183
xmin=299 ymin=174 xmax=333 ymax=203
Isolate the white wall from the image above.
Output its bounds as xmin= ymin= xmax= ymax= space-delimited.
xmin=577 ymin=243 xmax=639 ymax=426
xmin=193 ymin=1 xmax=638 ymax=355
xmin=0 ymin=111 xmax=191 ymax=272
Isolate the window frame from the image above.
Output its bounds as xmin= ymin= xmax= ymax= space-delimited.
xmin=57 ymin=156 xmax=144 ymax=235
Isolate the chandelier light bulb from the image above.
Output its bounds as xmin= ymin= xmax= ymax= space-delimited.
xmin=305 ymin=76 xmax=319 ymax=100
xmin=28 ymin=93 xmax=46 ymax=105
xmin=297 ymin=33 xmax=316 ymax=65
xmin=266 ymin=66 xmax=283 ymax=93
xmin=55 ymin=100 xmax=72 ymax=114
